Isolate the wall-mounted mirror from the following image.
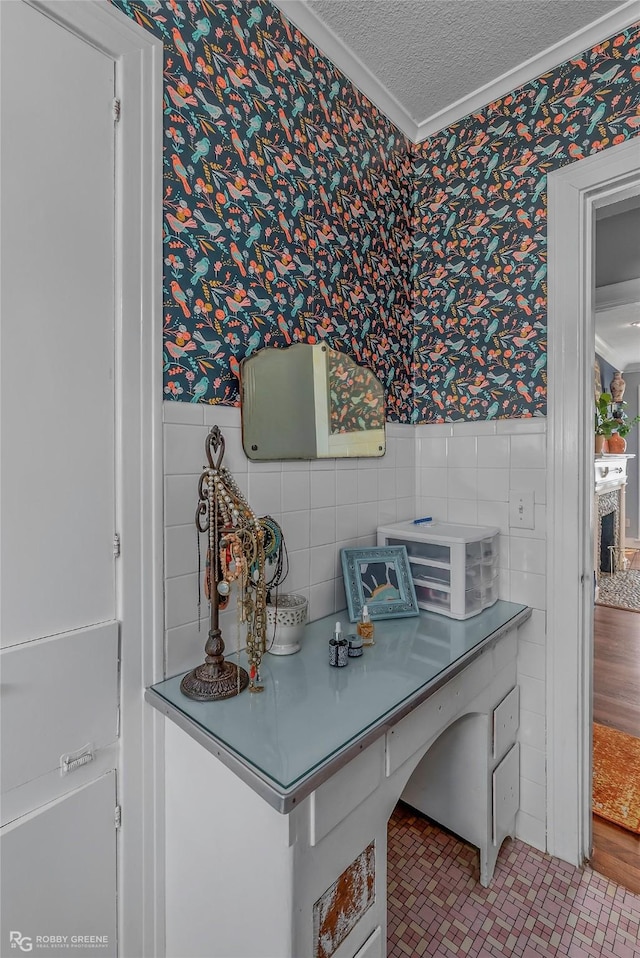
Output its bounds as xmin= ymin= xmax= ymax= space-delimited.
xmin=241 ymin=344 xmax=386 ymax=460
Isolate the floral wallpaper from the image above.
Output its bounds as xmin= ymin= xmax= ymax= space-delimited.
xmin=110 ymin=1 xmax=639 ymax=423
xmin=110 ymin=0 xmax=414 ymax=418
xmin=411 ymin=24 xmax=640 ymax=422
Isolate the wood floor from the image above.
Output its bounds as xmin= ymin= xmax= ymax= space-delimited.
xmin=591 ymin=601 xmax=640 ymax=894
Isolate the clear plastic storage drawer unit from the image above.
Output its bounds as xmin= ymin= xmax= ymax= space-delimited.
xmin=377 ymin=520 xmax=500 ymax=620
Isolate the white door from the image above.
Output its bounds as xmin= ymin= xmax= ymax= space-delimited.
xmin=1 ymin=775 xmax=118 ymax=955
xmin=1 ymin=2 xmax=120 ymax=953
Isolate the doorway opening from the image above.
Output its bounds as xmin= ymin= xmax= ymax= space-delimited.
xmin=590 ymin=194 xmax=640 ymax=891
xmin=547 ymin=138 xmax=640 ymax=882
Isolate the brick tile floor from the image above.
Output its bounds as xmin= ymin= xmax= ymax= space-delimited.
xmin=387 ymin=804 xmax=640 ymax=957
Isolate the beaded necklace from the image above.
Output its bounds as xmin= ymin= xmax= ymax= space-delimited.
xmin=261 ymin=515 xmax=289 ymax=603
xmin=181 ymin=426 xmax=267 ymax=700
xmin=257 ymin=515 xmax=287 ymax=653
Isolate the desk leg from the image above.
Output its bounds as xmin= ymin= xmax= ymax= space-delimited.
xmin=401 ymin=699 xmax=519 ymax=887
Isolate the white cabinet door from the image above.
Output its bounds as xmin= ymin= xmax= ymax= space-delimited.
xmin=1 ymin=622 xmax=119 ymax=805
xmin=0 ymin=0 xmax=116 ymax=649
xmin=0 ymin=2 xmax=119 ymax=952
xmin=1 ymin=774 xmax=118 ymax=957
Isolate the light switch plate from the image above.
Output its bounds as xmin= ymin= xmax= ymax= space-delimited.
xmin=509 ymin=489 xmax=534 ymax=529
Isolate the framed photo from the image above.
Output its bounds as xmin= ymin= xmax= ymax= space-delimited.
xmin=341 ymin=546 xmax=419 ymax=623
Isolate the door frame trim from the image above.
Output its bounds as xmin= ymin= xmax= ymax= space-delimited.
xmin=547 ymin=138 xmax=640 ymax=867
xmin=25 ymin=3 xmax=164 ymax=954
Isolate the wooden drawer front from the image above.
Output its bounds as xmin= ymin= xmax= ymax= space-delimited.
xmin=353 ymin=926 xmax=382 ymax=958
xmin=386 ymin=683 xmax=457 ymax=776
xmin=1 ymin=622 xmax=119 ymax=796
xmin=310 ymin=738 xmax=384 ymax=845
xmin=492 ymin=743 xmax=520 ymax=846
xmin=493 ymin=686 xmax=519 ymax=763
xmin=387 ymin=652 xmax=494 ymax=776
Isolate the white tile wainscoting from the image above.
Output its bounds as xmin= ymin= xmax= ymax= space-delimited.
xmin=415 ymin=417 xmax=548 ymax=851
xmin=162 ymin=403 xmax=547 ymax=852
xmin=163 ymin=402 xmax=416 ymax=677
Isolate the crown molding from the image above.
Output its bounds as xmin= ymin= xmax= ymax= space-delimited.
xmin=595 ymin=333 xmax=627 ymax=372
xmin=271 ymin=0 xmax=418 ymax=139
xmin=596 ymin=278 xmax=640 ymax=310
xmin=595 ymin=281 xmax=640 ymax=372
xmin=414 ymin=1 xmax=640 ymax=142
xmin=272 ymin=0 xmax=640 ymax=146
xmin=597 ymin=194 xmax=640 ymax=219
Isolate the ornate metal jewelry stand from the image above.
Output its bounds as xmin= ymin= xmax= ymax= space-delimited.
xmin=180 ymin=426 xmax=250 ymax=701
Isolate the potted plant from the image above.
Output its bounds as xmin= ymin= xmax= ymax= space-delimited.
xmin=595 ymin=392 xmax=640 ymax=453
xmin=595 ymin=392 xmax=614 ymax=453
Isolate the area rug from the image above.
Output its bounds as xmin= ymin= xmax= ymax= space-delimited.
xmin=596 ymin=569 xmax=640 ymax=612
xmin=592 ymin=723 xmax=640 ymax=833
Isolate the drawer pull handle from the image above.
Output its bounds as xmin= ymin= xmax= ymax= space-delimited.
xmin=60 ymin=743 xmax=94 ymax=775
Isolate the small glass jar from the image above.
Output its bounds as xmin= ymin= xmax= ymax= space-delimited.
xmin=357 ymin=604 xmax=375 ymax=646
xmin=348 ymin=634 xmax=363 ymax=657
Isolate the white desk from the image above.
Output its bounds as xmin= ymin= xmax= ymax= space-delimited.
xmin=147 ymin=601 xmax=530 ymax=958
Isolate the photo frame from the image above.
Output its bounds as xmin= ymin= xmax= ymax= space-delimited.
xmin=340 ymin=546 xmax=419 ymax=623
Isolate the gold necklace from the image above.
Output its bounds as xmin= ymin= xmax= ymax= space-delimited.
xmin=180 ymin=426 xmax=267 ymax=700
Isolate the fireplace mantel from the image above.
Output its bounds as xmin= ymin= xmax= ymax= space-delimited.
xmin=594 ymin=454 xmax=635 ymax=578
xmin=595 ymin=454 xmax=634 ymax=494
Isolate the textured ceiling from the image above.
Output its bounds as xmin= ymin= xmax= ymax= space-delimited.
xmin=275 ymin=0 xmax=628 ymax=134
xmin=596 ymin=301 xmax=640 ymax=369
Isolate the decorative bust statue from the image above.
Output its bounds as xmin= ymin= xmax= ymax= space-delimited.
xmin=594 ymin=361 xmax=602 ymax=403
xmin=610 ymin=370 xmax=626 ymax=402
